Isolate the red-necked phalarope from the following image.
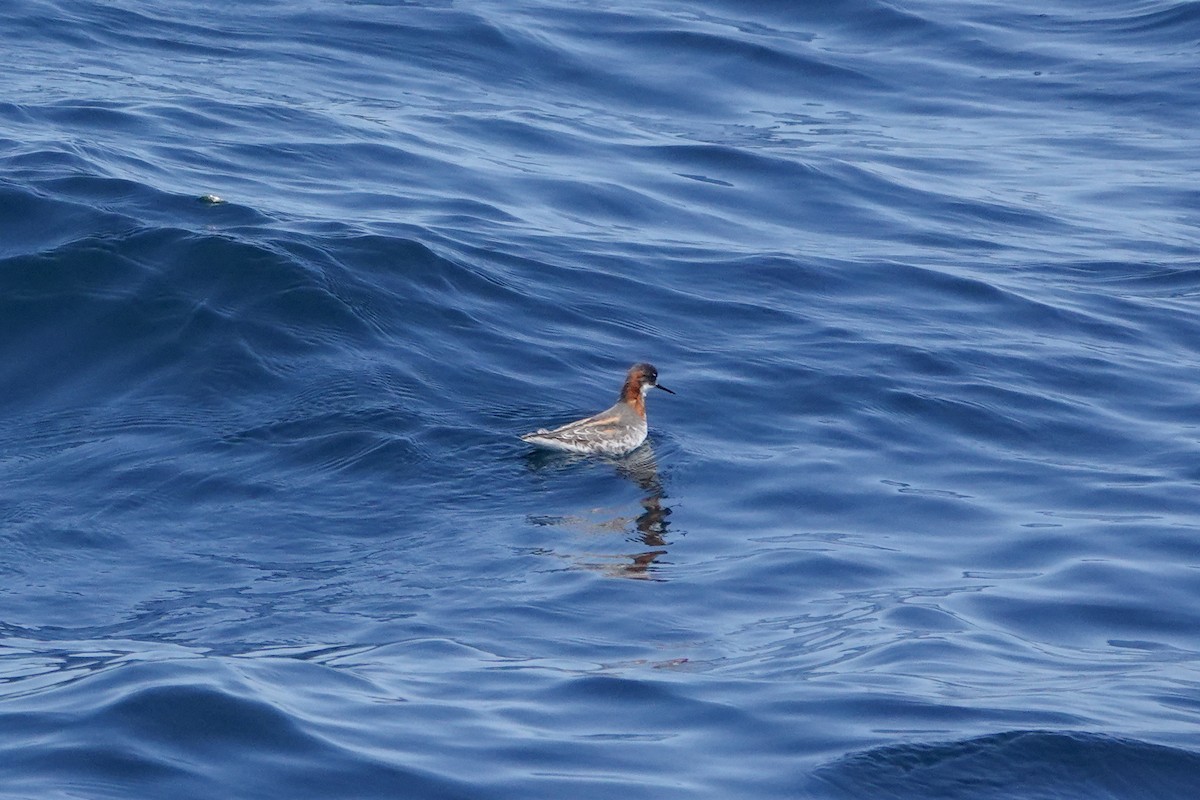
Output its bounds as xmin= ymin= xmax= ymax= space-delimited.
xmin=520 ymin=362 xmax=674 ymax=456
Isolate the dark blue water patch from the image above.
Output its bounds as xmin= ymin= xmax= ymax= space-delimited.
xmin=703 ymin=0 xmax=936 ymax=40
xmin=277 ymin=6 xmax=523 ymax=76
xmin=1013 ymin=1 xmax=1200 ymax=44
xmin=810 ymin=730 xmax=1200 ymax=800
xmin=1 ymin=229 xmax=334 ymax=410
xmin=0 ymin=659 xmax=476 ymax=800
xmin=0 ymin=181 xmax=134 ymax=258
xmin=25 ymin=1 xmax=244 ymax=59
xmin=614 ymin=26 xmax=885 ymax=93
xmin=1078 ymin=260 xmax=1200 ymax=298
xmin=959 ymin=569 xmax=1200 ymax=651
xmin=37 ymin=101 xmax=161 ymax=137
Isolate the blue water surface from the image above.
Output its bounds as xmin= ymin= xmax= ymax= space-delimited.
xmin=2 ymin=1 xmax=1200 ymax=797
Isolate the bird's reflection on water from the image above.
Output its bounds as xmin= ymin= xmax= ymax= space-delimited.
xmin=523 ymin=445 xmax=674 ymax=580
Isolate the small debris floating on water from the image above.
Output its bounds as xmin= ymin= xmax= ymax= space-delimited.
xmin=198 ymin=193 xmax=225 ymax=204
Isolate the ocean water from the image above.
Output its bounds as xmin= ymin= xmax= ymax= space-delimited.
xmin=2 ymin=0 xmax=1199 ymax=797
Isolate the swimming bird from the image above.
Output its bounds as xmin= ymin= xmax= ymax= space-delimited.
xmin=520 ymin=362 xmax=674 ymax=456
